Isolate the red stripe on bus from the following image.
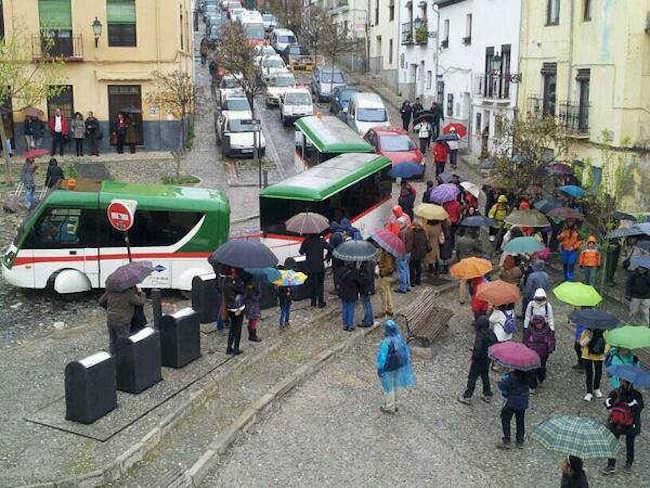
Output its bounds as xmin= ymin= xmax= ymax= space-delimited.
xmin=13 ymin=251 xmax=210 ymax=266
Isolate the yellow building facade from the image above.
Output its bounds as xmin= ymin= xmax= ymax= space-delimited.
xmin=517 ymin=0 xmax=650 ymax=212
xmin=3 ymin=0 xmax=193 ymax=152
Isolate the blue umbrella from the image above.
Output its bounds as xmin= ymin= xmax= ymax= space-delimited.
xmin=388 ymin=162 xmax=424 ymax=179
xmin=558 ymin=185 xmax=586 ymax=198
xmin=460 ymin=215 xmax=498 ymax=227
xmin=209 ymin=239 xmax=278 ymax=269
xmin=534 ymin=198 xmax=561 ymax=214
xmin=243 ymin=267 xmax=282 ymax=282
xmin=630 ymin=255 xmax=650 ymax=270
xmin=503 ymin=236 xmax=545 ymax=254
xmin=607 ymin=223 xmax=650 ymax=239
xmin=607 ymin=365 xmax=650 ymax=388
xmin=569 ymin=309 xmax=620 ymax=330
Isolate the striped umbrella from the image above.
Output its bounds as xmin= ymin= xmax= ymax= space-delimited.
xmin=532 ymin=416 xmax=620 ymax=459
xmin=370 ymin=229 xmax=406 ymax=257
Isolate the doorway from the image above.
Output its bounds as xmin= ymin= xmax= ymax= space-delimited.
xmin=107 ymin=85 xmax=144 ymax=145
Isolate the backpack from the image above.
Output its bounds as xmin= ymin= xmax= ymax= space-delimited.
xmin=588 ymin=331 xmax=606 ymax=355
xmin=385 ymin=341 xmax=404 ymax=372
xmin=503 ymin=311 xmax=516 ymax=335
xmin=609 ymin=394 xmax=634 ymax=430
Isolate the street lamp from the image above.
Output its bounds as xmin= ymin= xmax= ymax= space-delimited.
xmin=91 ymin=17 xmax=103 ymax=48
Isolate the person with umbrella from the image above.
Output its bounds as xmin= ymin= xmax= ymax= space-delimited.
xmin=523 ymin=288 xmax=556 ymax=392
xmin=446 ymin=127 xmax=459 ymax=169
xmin=413 ymin=117 xmax=431 ymax=153
xmin=458 ymin=315 xmax=497 ymax=405
xmin=605 ymin=347 xmax=638 ymax=389
xmin=497 ymin=369 xmax=530 ymax=449
xmin=422 ymin=217 xmax=443 ymax=275
xmin=602 ymin=374 xmax=645 ymax=475
xmin=376 ymin=319 xmax=416 ymax=414
xmin=338 ymin=261 xmax=360 ymax=331
xmin=578 ymin=325 xmax=609 ymax=401
xmin=399 ymin=99 xmax=412 ymax=131
xmin=626 ymin=264 xmax=650 ymax=326
xmin=244 ymin=279 xmax=262 ymax=342
xmin=523 ymin=260 xmax=550 ymax=312
xmin=577 ymin=235 xmax=602 ymax=285
xmin=223 ymin=268 xmax=246 ymax=355
xmin=299 ymin=233 xmax=332 ymax=308
xmin=558 ymin=222 xmax=582 ymax=281
xmin=398 ymin=181 xmax=415 ymax=222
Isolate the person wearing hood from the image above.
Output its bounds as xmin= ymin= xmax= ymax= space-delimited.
xmin=458 ymin=316 xmax=497 ymax=405
xmin=578 ymin=235 xmax=602 ymax=285
xmin=400 ymin=100 xmax=412 ymax=131
xmin=376 ymin=319 xmax=416 ymax=413
xmin=386 ymin=205 xmax=411 ymax=236
xmin=626 ymin=265 xmax=650 ymax=327
xmin=488 ymin=195 xmax=510 ymax=249
xmin=561 ymin=455 xmax=589 ymax=488
xmin=338 ymin=262 xmax=360 ymax=331
xmin=377 ymin=247 xmax=395 ymax=318
xmin=603 ymin=378 xmax=644 ymax=475
xmin=408 ymin=221 xmax=430 ymax=286
xmin=224 ymin=269 xmax=246 ymax=355
xmin=558 ymin=222 xmax=582 ymax=281
xmin=395 ymin=216 xmax=412 ymax=293
xmin=523 ymin=288 xmax=556 ymax=391
xmin=45 ymin=158 xmax=64 ymax=189
xmin=524 ymin=260 xmax=550 ymax=311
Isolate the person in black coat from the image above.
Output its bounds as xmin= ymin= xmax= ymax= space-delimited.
xmin=603 ymin=379 xmax=644 ymax=475
xmin=398 ymin=183 xmax=415 ymax=222
xmin=458 ymin=316 xmax=497 ymax=405
xmin=338 ymin=262 xmax=359 ymax=331
xmin=400 ymin=100 xmax=412 ymax=131
xmin=422 ymin=180 xmax=434 ymax=203
xmin=497 ymin=369 xmax=530 ymax=448
xmin=223 ymin=269 xmax=246 ymax=355
xmin=358 ymin=260 xmax=375 ymax=327
xmin=626 ymin=266 xmax=650 ymax=326
xmin=561 ymin=456 xmax=589 ymax=488
xmin=299 ymin=234 xmax=332 ymax=308
xmin=45 ymin=158 xmax=64 ymax=189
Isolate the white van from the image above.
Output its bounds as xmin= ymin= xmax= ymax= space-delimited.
xmin=346 ymin=92 xmax=391 ymax=136
xmin=271 ymin=28 xmax=297 ymax=53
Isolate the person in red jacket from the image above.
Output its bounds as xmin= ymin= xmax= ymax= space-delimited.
xmin=433 ymin=141 xmax=448 ymax=177
xmin=470 ymin=276 xmax=489 ymax=319
xmin=443 ymin=199 xmax=462 ymax=226
xmin=48 ymin=107 xmax=69 ymax=157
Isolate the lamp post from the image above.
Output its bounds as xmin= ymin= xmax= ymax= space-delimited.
xmin=91 ymin=17 xmax=103 ymax=48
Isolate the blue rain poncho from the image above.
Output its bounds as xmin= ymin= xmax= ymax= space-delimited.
xmin=376 ymin=320 xmax=416 ymax=393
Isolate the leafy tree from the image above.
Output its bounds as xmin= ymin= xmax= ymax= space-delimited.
xmin=0 ymin=29 xmax=63 ymax=181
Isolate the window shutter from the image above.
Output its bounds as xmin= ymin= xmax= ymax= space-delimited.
xmin=107 ymin=0 xmax=136 ymax=24
xmin=38 ymin=0 xmax=72 ymax=30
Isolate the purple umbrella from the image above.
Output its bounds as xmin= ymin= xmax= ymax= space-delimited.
xmin=488 ymin=342 xmax=541 ymax=371
xmin=430 ymin=183 xmax=460 ymax=204
xmin=105 ymin=261 xmax=154 ymax=292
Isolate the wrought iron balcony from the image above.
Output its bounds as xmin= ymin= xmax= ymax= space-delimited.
xmin=32 ymin=32 xmax=83 ymax=61
xmin=558 ymin=101 xmax=589 ymax=135
xmin=473 ymin=73 xmax=510 ymax=100
xmin=401 ymin=21 xmax=414 ymax=45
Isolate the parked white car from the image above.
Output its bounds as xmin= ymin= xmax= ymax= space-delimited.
xmin=259 ymin=54 xmax=287 ymax=79
xmin=279 ymin=88 xmax=314 ymax=126
xmin=270 ymin=28 xmax=297 ymax=53
xmin=265 ymin=72 xmax=296 ymax=107
xmin=254 ymin=44 xmax=276 ymax=58
xmin=217 ymin=95 xmax=252 ymax=132
xmin=217 ymin=113 xmax=266 ymax=157
xmin=216 ymin=75 xmax=244 ymax=105
xmin=346 ymin=92 xmax=391 ymax=136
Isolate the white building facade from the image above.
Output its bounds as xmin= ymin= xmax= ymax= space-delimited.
xmin=468 ymin=0 xmax=521 ymax=157
xmin=368 ymin=0 xmax=400 ymax=91
xmin=397 ymin=0 xmax=438 ymax=104
xmin=318 ymin=0 xmax=370 ymax=71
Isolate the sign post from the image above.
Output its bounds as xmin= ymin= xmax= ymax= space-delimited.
xmin=107 ymin=199 xmax=137 ymax=262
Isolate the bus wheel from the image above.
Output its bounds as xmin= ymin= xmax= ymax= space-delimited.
xmin=48 ymin=269 xmax=92 ymax=295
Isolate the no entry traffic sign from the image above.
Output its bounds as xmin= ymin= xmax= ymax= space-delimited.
xmin=107 ymin=199 xmax=137 ymax=232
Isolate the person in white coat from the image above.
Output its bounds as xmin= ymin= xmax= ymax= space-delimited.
xmin=523 ymin=288 xmax=555 ymax=331
xmin=489 ymin=303 xmax=516 ymax=342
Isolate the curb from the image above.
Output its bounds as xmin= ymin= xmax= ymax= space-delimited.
xmin=19 ymin=307 xmax=339 ymax=488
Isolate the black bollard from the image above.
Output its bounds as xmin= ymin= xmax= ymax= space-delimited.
xmin=116 ymin=327 xmax=162 ymax=394
xmin=151 ymin=288 xmax=163 ymax=329
xmin=160 ymin=308 xmax=201 ymax=368
xmin=191 ymin=273 xmax=219 ymax=324
xmin=65 ymin=352 xmax=117 ymax=424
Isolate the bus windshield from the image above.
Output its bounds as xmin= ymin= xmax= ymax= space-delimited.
xmin=357 ymin=108 xmax=387 ymax=122
xmin=245 ymin=24 xmax=265 ymax=40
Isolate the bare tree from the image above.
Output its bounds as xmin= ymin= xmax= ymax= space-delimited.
xmin=264 ymin=0 xmax=303 ymax=34
xmin=147 ymin=70 xmax=202 ymax=177
xmin=299 ymin=6 xmax=330 ymax=65
xmin=0 ymin=29 xmax=63 ymax=182
xmin=320 ymin=17 xmax=364 ymax=93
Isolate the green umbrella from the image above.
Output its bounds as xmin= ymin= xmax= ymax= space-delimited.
xmin=605 ymin=325 xmax=650 ymax=349
xmin=552 ymin=282 xmax=602 ymax=307
xmin=502 ymin=236 xmax=545 ymax=254
xmin=532 ymin=416 xmax=620 ymax=459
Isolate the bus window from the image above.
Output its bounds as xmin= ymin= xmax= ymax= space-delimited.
xmin=324 ymin=167 xmax=391 ymax=221
xmin=25 ymin=208 xmax=99 ymax=249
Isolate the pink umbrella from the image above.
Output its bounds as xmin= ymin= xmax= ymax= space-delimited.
xmin=488 ymin=342 xmax=541 ymax=371
xmin=430 ymin=183 xmax=460 ymax=204
xmin=23 ymin=149 xmax=49 ymax=160
xmin=370 ymin=228 xmax=406 ymax=257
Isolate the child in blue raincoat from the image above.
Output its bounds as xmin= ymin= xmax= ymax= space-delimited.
xmin=376 ymin=320 xmax=416 ymax=413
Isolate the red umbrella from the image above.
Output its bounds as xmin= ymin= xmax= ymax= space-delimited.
xmin=488 ymin=342 xmax=541 ymax=371
xmin=443 ymin=123 xmax=467 ymax=138
xmin=370 ymin=229 xmax=406 ymax=257
xmin=23 ymin=149 xmax=49 ymax=160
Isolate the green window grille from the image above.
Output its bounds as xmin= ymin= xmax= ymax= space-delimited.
xmin=107 ymin=0 xmax=136 ymax=24
xmin=38 ymin=0 xmax=72 ymax=30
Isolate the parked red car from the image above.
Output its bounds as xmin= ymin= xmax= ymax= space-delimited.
xmin=363 ymin=126 xmax=424 ymax=167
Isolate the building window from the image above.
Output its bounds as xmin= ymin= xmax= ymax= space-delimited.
xmin=388 ymin=38 xmax=393 ymax=64
xmin=0 ymin=0 xmax=5 ymax=40
xmin=107 ymin=0 xmax=137 ymax=47
xmin=541 ymin=62 xmax=557 ymax=116
xmin=501 ymin=44 xmax=511 ymax=99
xmin=583 ymin=0 xmax=591 ymax=21
xmin=426 ymin=71 xmax=432 ymax=90
xmin=546 ymin=0 xmax=560 ymax=25
xmin=447 ymin=93 xmax=454 ymax=117
xmin=47 ymin=85 xmax=74 ymax=120
xmin=442 ymin=19 xmax=449 ymax=47
xmin=463 ymin=14 xmax=472 ymax=45
xmin=475 ymin=112 xmax=481 ymax=135
xmin=590 ymin=165 xmax=602 ymax=189
xmin=436 ymin=80 xmax=444 ymax=104
xmin=179 ymin=6 xmax=184 ymax=50
xmin=38 ymin=0 xmax=73 ymax=57
xmin=389 ymin=0 xmax=395 ymax=21
xmin=576 ymin=68 xmax=590 ymax=131
xmin=108 ymin=85 xmax=143 ymax=145
xmin=375 ymin=0 xmax=379 ymax=25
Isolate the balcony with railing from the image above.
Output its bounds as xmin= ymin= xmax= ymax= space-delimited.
xmin=401 ymin=21 xmax=413 ymax=45
xmin=32 ymin=32 xmax=83 ymax=61
xmin=414 ymin=18 xmax=428 ymax=45
xmin=473 ymin=73 xmax=510 ymax=100
xmin=558 ymin=101 xmax=589 ymax=136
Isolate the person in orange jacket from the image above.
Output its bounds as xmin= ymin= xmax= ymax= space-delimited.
xmin=578 ymin=235 xmax=602 ymax=285
xmin=558 ymin=222 xmax=582 ymax=281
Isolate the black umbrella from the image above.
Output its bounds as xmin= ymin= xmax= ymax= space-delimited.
xmin=412 ymin=110 xmax=436 ymax=125
xmin=209 ymin=240 xmax=278 ymax=269
xmin=433 ymin=133 xmax=460 ymax=143
xmin=460 ymin=215 xmax=498 ymax=227
xmin=569 ymin=309 xmax=620 ymax=330
xmin=332 ymin=240 xmax=377 ymax=262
